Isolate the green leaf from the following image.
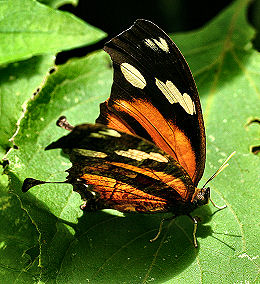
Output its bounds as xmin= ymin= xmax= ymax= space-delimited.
xmin=0 ymin=166 xmax=41 ymax=282
xmin=170 ymin=0 xmax=260 ymax=282
xmin=0 ymin=55 xmax=55 ymax=158
xmin=38 ymin=0 xmax=78 ymax=9
xmin=0 ymin=0 xmax=106 ymax=65
xmin=6 ymin=50 xmax=113 ymax=281
xmin=3 ymin=0 xmax=260 ymax=282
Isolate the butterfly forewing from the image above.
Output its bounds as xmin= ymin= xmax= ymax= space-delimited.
xmin=97 ymin=19 xmax=205 ymax=186
xmin=46 ymin=124 xmax=195 ymax=214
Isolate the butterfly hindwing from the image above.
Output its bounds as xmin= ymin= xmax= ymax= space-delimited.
xmin=97 ymin=19 xmax=206 ymax=186
xmin=46 ymin=124 xmax=196 ymax=214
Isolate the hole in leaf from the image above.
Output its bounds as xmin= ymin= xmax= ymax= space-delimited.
xmin=33 ymin=88 xmax=41 ymax=96
xmin=2 ymin=159 xmax=9 ymax=167
xmin=245 ymin=118 xmax=260 ymax=126
xmin=251 ymin=145 xmax=260 ymax=155
xmin=49 ymin=67 xmax=56 ymax=74
xmin=245 ymin=118 xmax=260 ymax=155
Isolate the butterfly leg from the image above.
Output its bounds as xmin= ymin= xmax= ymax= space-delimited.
xmin=210 ymin=198 xmax=227 ymax=210
xmin=187 ymin=214 xmax=200 ymax=248
xmin=150 ymin=215 xmax=176 ymax=242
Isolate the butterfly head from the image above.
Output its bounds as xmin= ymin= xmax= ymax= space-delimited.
xmin=192 ymin=187 xmax=210 ymax=207
xmin=192 ymin=151 xmax=236 ymax=209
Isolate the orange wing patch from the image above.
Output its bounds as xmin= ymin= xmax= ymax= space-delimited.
xmin=109 ymin=162 xmax=190 ymax=201
xmin=80 ymin=174 xmax=169 ymax=213
xmin=98 ymin=101 xmax=137 ymax=134
xmin=105 ymin=98 xmax=197 ymax=181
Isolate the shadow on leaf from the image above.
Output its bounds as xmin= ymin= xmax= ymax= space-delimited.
xmin=8 ymin=171 xmax=236 ymax=283
xmin=56 ymin=208 xmax=214 ymax=283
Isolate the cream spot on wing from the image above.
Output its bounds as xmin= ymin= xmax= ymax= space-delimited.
xmin=90 ymin=128 xmax=121 ymax=138
xmin=89 ymin=132 xmax=105 ymax=138
xmin=98 ymin=128 xmax=121 ymax=137
xmin=115 ymin=149 xmax=168 ymax=162
xmin=144 ymin=37 xmax=169 ymax=53
xmin=155 ymin=78 xmax=195 ymax=115
xmin=144 ymin=39 xmax=157 ymax=51
xmin=182 ymin=93 xmax=194 ymax=115
xmin=73 ymin=149 xmax=107 ymax=158
xmin=148 ymin=152 xmax=168 ymax=162
xmin=153 ymin=37 xmax=169 ymax=52
xmin=120 ymin=63 xmax=146 ymax=89
xmin=156 ymin=78 xmax=174 ymax=104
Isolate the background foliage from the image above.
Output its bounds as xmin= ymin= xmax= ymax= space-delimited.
xmin=0 ymin=0 xmax=259 ymax=283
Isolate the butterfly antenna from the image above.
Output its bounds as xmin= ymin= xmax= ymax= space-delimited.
xmin=202 ymin=151 xmax=236 ymax=188
xmin=202 ymin=151 xmax=236 ymax=210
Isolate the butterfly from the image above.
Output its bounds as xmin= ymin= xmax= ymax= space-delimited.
xmin=23 ymin=19 xmax=234 ymax=247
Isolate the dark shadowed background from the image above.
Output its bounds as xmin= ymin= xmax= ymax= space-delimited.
xmin=56 ymin=0 xmax=260 ymax=64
